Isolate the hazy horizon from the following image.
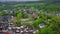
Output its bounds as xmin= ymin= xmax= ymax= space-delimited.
xmin=0 ymin=0 xmax=60 ymax=2
xmin=0 ymin=0 xmax=43 ymax=2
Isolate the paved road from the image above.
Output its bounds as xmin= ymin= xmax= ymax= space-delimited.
xmin=0 ymin=32 xmax=6 ymax=34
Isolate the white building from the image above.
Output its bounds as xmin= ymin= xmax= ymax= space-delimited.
xmin=39 ymin=23 xmax=45 ymax=28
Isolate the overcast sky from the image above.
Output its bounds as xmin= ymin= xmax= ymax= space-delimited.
xmin=0 ymin=0 xmax=41 ymax=2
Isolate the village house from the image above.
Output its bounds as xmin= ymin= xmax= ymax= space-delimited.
xmin=39 ymin=23 xmax=45 ymax=28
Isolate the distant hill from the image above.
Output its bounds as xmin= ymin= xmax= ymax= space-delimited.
xmin=52 ymin=0 xmax=60 ymax=3
xmin=0 ymin=1 xmax=45 ymax=6
xmin=0 ymin=1 xmax=60 ymax=6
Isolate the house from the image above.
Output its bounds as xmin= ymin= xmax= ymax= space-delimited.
xmin=20 ymin=18 xmax=30 ymax=22
xmin=0 ymin=16 xmax=8 ymax=23
xmin=27 ymin=9 xmax=35 ymax=14
xmin=56 ymin=13 xmax=60 ymax=16
xmin=26 ymin=26 xmax=33 ymax=30
xmin=33 ymin=29 xmax=38 ymax=34
xmin=0 ymin=15 xmax=14 ymax=31
xmin=6 ymin=25 xmax=39 ymax=34
xmin=39 ymin=23 xmax=45 ymax=28
xmin=3 ymin=10 xmax=8 ymax=13
xmin=0 ymin=22 xmax=8 ymax=33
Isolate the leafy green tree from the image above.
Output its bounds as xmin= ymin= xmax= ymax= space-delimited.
xmin=0 ymin=12 xmax=3 ymax=16
xmin=33 ymin=18 xmax=45 ymax=29
xmin=40 ymin=27 xmax=58 ymax=34
xmin=0 ymin=11 xmax=7 ymax=16
xmin=22 ymin=12 xmax=29 ymax=18
xmin=16 ymin=20 xmax=21 ymax=26
xmin=12 ymin=18 xmax=21 ymax=26
xmin=14 ymin=10 xmax=20 ymax=17
xmin=17 ymin=12 xmax=22 ymax=18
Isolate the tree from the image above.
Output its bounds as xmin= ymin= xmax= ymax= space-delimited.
xmin=22 ymin=12 xmax=29 ymax=18
xmin=40 ymin=27 xmax=57 ymax=34
xmin=16 ymin=20 xmax=21 ymax=26
xmin=33 ymin=18 xmax=45 ymax=29
xmin=14 ymin=10 xmax=20 ymax=17
xmin=0 ymin=12 xmax=3 ymax=16
xmin=12 ymin=18 xmax=21 ymax=26
xmin=17 ymin=12 xmax=22 ymax=18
